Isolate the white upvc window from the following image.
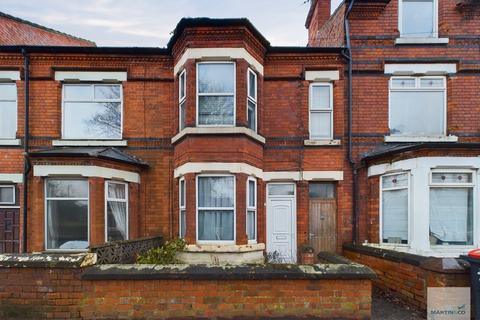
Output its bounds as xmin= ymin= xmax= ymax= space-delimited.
xmin=62 ymin=84 xmax=123 ymax=140
xmin=196 ymin=175 xmax=235 ymax=244
xmin=196 ymin=62 xmax=235 ymax=126
xmin=309 ymin=83 xmax=333 ymax=140
xmin=179 ymin=69 xmax=186 ymax=131
xmin=247 ymin=68 xmax=257 ymax=132
xmin=105 ymin=181 xmax=128 ymax=242
xmin=380 ymin=172 xmax=409 ymax=245
xmin=246 ymin=177 xmax=257 ymax=244
xmin=0 ymin=185 xmax=15 ymax=205
xmin=399 ymin=0 xmax=438 ymax=38
xmin=0 ymin=83 xmax=17 ymax=140
xmin=429 ymin=170 xmax=475 ymax=247
xmin=389 ymin=76 xmax=446 ymax=136
xmin=45 ymin=179 xmax=89 ymax=251
xmin=179 ymin=177 xmax=186 ymax=238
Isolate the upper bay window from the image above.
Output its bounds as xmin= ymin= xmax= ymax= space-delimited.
xmin=247 ymin=69 xmax=257 ymax=131
xmin=196 ymin=62 xmax=235 ymax=126
xmin=400 ymin=0 xmax=437 ymax=38
xmin=179 ymin=69 xmax=186 ymax=131
xmin=389 ymin=76 xmax=445 ymax=136
xmin=0 ymin=83 xmax=17 ymax=140
xmin=62 ymin=84 xmax=123 ymax=140
xmin=309 ymin=83 xmax=333 ymax=140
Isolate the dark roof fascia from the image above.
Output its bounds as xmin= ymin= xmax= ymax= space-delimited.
xmin=267 ymin=46 xmax=344 ymax=54
xmin=0 ymin=45 xmax=169 ymax=55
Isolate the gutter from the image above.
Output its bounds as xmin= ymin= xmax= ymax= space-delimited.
xmin=21 ymin=48 xmax=31 ymax=253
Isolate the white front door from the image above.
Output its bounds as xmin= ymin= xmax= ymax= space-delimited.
xmin=266 ymin=183 xmax=296 ymax=263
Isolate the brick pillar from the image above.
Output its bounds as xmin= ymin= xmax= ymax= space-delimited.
xmin=184 ymin=173 xmax=196 ymax=244
xmin=29 ymin=176 xmax=44 ymax=252
xmin=236 ymin=59 xmax=248 ymax=128
xmin=89 ymin=177 xmax=104 ymax=246
xmin=236 ymin=173 xmax=248 ymax=245
xmin=296 ymin=181 xmax=309 ymax=250
xmin=128 ymin=182 xmax=140 ymax=240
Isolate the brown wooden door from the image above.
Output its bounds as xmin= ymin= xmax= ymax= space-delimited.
xmin=308 ymin=183 xmax=337 ymax=254
xmin=0 ymin=208 xmax=20 ymax=253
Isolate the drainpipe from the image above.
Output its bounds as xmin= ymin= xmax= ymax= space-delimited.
xmin=341 ymin=0 xmax=358 ymax=244
xmin=21 ymin=48 xmax=31 ymax=253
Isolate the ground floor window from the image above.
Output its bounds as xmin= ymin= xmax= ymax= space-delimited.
xmin=45 ymin=179 xmax=89 ymax=250
xmin=105 ymin=181 xmax=128 ymax=242
xmin=381 ymin=173 xmax=409 ymax=244
xmin=179 ymin=177 xmax=186 ymax=238
xmin=246 ymin=177 xmax=257 ymax=243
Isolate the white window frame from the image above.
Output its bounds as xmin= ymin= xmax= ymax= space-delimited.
xmin=246 ymin=176 xmax=257 ymax=244
xmin=309 ymin=82 xmax=333 ymax=140
xmin=428 ymin=169 xmax=476 ymax=249
xmin=44 ymin=178 xmax=90 ymax=252
xmin=61 ymin=83 xmax=124 ymax=140
xmin=247 ymin=68 xmax=257 ymax=132
xmin=196 ymin=61 xmax=236 ymax=127
xmin=388 ymin=76 xmax=447 ymax=137
xmin=0 ymin=82 xmax=18 ymax=140
xmin=179 ymin=69 xmax=187 ymax=132
xmin=104 ymin=180 xmax=129 ymax=242
xmin=195 ymin=174 xmax=236 ymax=245
xmin=379 ymin=172 xmax=410 ymax=246
xmin=398 ymin=0 xmax=438 ymax=38
xmin=179 ymin=177 xmax=186 ymax=238
xmin=0 ymin=185 xmax=15 ymax=205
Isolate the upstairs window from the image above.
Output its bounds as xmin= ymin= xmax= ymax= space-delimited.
xmin=389 ymin=77 xmax=445 ymax=136
xmin=400 ymin=0 xmax=437 ymax=38
xmin=62 ymin=84 xmax=122 ymax=140
xmin=179 ymin=70 xmax=186 ymax=131
xmin=197 ymin=62 xmax=235 ymax=126
xmin=0 ymin=83 xmax=17 ymax=139
xmin=309 ymin=83 xmax=333 ymax=140
xmin=247 ymin=69 xmax=257 ymax=131
xmin=381 ymin=173 xmax=409 ymax=244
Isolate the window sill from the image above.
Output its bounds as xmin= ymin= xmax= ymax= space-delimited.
xmin=395 ymin=37 xmax=449 ymax=45
xmin=172 ymin=127 xmax=266 ymax=144
xmin=384 ymin=135 xmax=458 ymax=143
xmin=52 ymin=140 xmax=128 ymax=147
xmin=185 ymin=243 xmax=265 ymax=253
xmin=0 ymin=139 xmax=21 ymax=146
xmin=304 ymin=139 xmax=341 ymax=146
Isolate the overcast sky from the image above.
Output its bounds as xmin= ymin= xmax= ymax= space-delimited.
xmin=1 ymin=0 xmax=343 ymax=47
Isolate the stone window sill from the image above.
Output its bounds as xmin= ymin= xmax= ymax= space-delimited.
xmin=304 ymin=139 xmax=341 ymax=146
xmin=395 ymin=37 xmax=449 ymax=45
xmin=52 ymin=140 xmax=128 ymax=147
xmin=172 ymin=127 xmax=266 ymax=144
xmin=0 ymin=139 xmax=21 ymax=146
xmin=384 ymin=135 xmax=458 ymax=143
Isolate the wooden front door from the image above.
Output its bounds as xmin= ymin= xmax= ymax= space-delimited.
xmin=0 ymin=208 xmax=20 ymax=253
xmin=308 ymin=183 xmax=337 ymax=254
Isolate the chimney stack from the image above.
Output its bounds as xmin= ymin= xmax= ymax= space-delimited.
xmin=305 ymin=0 xmax=331 ymax=46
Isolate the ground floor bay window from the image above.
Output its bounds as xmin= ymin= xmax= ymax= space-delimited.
xmin=105 ymin=181 xmax=128 ymax=242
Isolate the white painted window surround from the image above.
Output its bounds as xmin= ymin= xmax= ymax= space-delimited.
xmin=0 ymin=71 xmax=20 ymax=81
xmin=384 ymin=64 xmax=457 ymax=76
xmin=33 ymin=165 xmax=140 ymax=183
xmin=54 ymin=71 xmax=127 ymax=82
xmin=171 ymin=127 xmax=266 ymax=144
xmin=0 ymin=174 xmax=23 ymax=183
xmin=369 ymin=157 xmax=480 ymax=257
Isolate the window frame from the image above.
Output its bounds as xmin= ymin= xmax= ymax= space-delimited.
xmin=379 ymin=172 xmax=411 ymax=246
xmin=309 ymin=82 xmax=333 ymax=140
xmin=246 ymin=176 xmax=257 ymax=244
xmin=195 ymin=61 xmax=236 ymax=127
xmin=44 ymin=178 xmax=90 ymax=252
xmin=104 ymin=180 xmax=129 ymax=242
xmin=61 ymin=83 xmax=124 ymax=140
xmin=388 ymin=76 xmax=447 ymax=137
xmin=247 ymin=68 xmax=257 ymax=132
xmin=0 ymin=82 xmax=18 ymax=140
xmin=179 ymin=69 xmax=187 ymax=132
xmin=398 ymin=0 xmax=438 ymax=38
xmin=179 ymin=177 xmax=186 ymax=238
xmin=0 ymin=185 xmax=15 ymax=205
xmin=195 ymin=174 xmax=236 ymax=245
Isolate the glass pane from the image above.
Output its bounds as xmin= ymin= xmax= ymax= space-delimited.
xmin=180 ymin=180 xmax=185 ymax=207
xmin=391 ymin=78 xmax=416 ymax=88
xmin=0 ymin=187 xmax=14 ymax=203
xmin=382 ymin=173 xmax=409 ymax=189
xmin=47 ymin=180 xmax=88 ymax=198
xmin=247 ymin=210 xmax=256 ymax=240
xmin=180 ymin=210 xmax=186 ymax=238
xmin=248 ymin=180 xmax=255 ymax=207
xmin=420 ymin=78 xmax=444 ymax=88
xmin=198 ymin=176 xmax=234 ymax=208
xmin=64 ymin=85 xmax=92 ymax=101
xmin=46 ymin=199 xmax=88 ymax=249
xmin=382 ymin=189 xmax=408 ymax=244
xmin=64 ymin=102 xmax=122 ymax=139
xmin=94 ymin=85 xmax=121 ymax=100
xmin=198 ymin=96 xmax=234 ymax=125
xmin=247 ymin=100 xmax=256 ymax=131
xmin=0 ymin=101 xmax=17 ymax=138
xmin=268 ymin=184 xmax=294 ymax=196
xmin=432 ymin=173 xmax=472 ymax=184
xmin=0 ymin=83 xmax=17 ymax=100
xmin=107 ymin=182 xmax=126 ymax=200
xmin=198 ymin=63 xmax=234 ymax=93
xmin=402 ymin=0 xmax=434 ymax=37
xmin=107 ymin=201 xmax=127 ymax=241
xmin=248 ymin=71 xmax=256 ymax=100
xmin=310 ymin=112 xmax=331 ymax=139
xmin=390 ymin=91 xmax=444 ymax=135
xmin=311 ymin=85 xmax=330 ymax=110
xmin=179 ymin=101 xmax=186 ymax=131
xmin=430 ymin=188 xmax=473 ymax=245
xmin=180 ymin=72 xmax=186 ymax=100
xmin=198 ymin=210 xmax=234 ymax=241
xmin=309 ymin=183 xmax=335 ymax=199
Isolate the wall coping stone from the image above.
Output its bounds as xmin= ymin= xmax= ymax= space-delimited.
xmin=81 ymin=263 xmax=377 ymax=281
xmin=0 ymin=253 xmax=96 ymax=268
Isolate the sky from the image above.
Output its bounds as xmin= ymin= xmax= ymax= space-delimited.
xmin=1 ymin=0 xmax=343 ymax=47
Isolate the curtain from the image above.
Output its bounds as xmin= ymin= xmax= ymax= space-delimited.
xmin=107 ymin=183 xmax=127 ymax=240
xmin=47 ymin=200 xmax=57 ymax=249
xmin=247 ymin=211 xmax=256 ymax=240
xmin=382 ymin=189 xmax=408 ymax=243
xmin=198 ymin=210 xmax=234 ymax=241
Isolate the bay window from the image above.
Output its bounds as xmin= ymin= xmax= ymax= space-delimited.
xmin=197 ymin=175 xmax=235 ymax=243
xmin=381 ymin=173 xmax=409 ymax=244
xmin=399 ymin=0 xmax=437 ymax=38
xmin=45 ymin=179 xmax=89 ymax=250
xmin=247 ymin=69 xmax=257 ymax=131
xmin=179 ymin=69 xmax=186 ymax=131
xmin=105 ymin=181 xmax=128 ymax=242
xmin=309 ymin=83 xmax=333 ymax=140
xmin=62 ymin=84 xmax=123 ymax=139
xmin=179 ymin=177 xmax=186 ymax=238
xmin=246 ymin=177 xmax=257 ymax=243
xmin=0 ymin=83 xmax=17 ymax=139
xmin=197 ymin=62 xmax=235 ymax=126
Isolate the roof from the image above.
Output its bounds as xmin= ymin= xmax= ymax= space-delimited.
xmin=30 ymin=147 xmax=149 ymax=167
xmin=0 ymin=11 xmax=95 ymax=46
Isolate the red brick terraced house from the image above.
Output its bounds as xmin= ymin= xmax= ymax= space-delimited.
xmin=307 ymin=0 xmax=480 ymax=310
